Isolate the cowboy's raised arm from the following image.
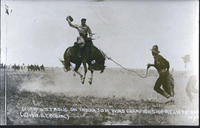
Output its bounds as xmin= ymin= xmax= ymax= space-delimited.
xmin=66 ymin=17 xmax=78 ymax=29
xmin=147 ymin=64 xmax=155 ymax=69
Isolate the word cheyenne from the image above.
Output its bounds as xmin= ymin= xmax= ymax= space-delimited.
xmin=20 ymin=111 xmax=69 ymax=120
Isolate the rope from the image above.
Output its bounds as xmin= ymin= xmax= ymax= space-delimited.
xmin=99 ymin=49 xmax=149 ymax=78
xmin=107 ymin=57 xmax=149 ymax=78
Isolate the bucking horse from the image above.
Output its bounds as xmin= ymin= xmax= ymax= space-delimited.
xmin=60 ymin=41 xmax=105 ymax=84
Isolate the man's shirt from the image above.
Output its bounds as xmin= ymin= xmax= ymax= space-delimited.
xmin=76 ymin=24 xmax=92 ymax=37
xmin=68 ymin=21 xmax=92 ymax=38
xmin=154 ymin=54 xmax=170 ymax=73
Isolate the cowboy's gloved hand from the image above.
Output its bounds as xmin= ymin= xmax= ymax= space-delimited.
xmin=89 ymin=34 xmax=93 ymax=38
xmin=67 ymin=16 xmax=73 ymax=22
xmin=66 ymin=17 xmax=69 ymax=22
xmin=66 ymin=16 xmax=72 ymax=22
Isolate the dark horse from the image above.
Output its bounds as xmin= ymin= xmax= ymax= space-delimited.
xmin=60 ymin=42 xmax=106 ymax=84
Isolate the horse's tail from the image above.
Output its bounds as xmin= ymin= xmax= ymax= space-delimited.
xmin=98 ymin=48 xmax=106 ymax=60
xmin=92 ymin=46 xmax=106 ymax=60
xmin=96 ymin=47 xmax=106 ymax=70
xmin=90 ymin=45 xmax=106 ymax=72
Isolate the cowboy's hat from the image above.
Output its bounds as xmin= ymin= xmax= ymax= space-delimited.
xmin=151 ymin=45 xmax=160 ymax=54
xmin=66 ymin=16 xmax=73 ymax=22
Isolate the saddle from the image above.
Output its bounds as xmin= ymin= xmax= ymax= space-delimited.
xmin=73 ymin=36 xmax=93 ymax=58
xmin=76 ymin=36 xmax=85 ymax=48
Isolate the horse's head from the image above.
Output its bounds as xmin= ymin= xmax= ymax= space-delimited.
xmin=59 ymin=59 xmax=71 ymax=71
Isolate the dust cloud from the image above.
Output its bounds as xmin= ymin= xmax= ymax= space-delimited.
xmin=19 ymin=68 xmax=198 ymax=110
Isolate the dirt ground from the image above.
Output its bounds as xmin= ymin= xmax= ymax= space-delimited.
xmin=5 ymin=68 xmax=199 ymax=125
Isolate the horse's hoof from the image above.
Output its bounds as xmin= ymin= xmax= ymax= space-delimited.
xmin=89 ymin=81 xmax=92 ymax=85
xmin=165 ymin=99 xmax=175 ymax=105
xmin=100 ymin=70 xmax=104 ymax=73
xmin=63 ymin=68 xmax=67 ymax=72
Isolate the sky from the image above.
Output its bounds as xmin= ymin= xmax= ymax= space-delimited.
xmin=1 ymin=0 xmax=199 ymax=72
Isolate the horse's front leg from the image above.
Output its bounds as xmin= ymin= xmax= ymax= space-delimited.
xmin=74 ymin=70 xmax=83 ymax=78
xmin=88 ymin=70 xmax=93 ymax=85
xmin=73 ymin=63 xmax=83 ymax=79
xmin=81 ymin=61 xmax=87 ymax=84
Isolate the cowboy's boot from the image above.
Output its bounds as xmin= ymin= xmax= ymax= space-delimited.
xmin=76 ymin=46 xmax=81 ymax=58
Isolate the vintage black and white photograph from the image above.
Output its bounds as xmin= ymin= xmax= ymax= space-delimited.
xmin=0 ymin=0 xmax=199 ymax=126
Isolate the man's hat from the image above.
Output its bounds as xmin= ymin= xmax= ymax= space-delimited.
xmin=151 ymin=45 xmax=160 ymax=54
xmin=81 ymin=18 xmax=86 ymax=22
xmin=67 ymin=16 xmax=73 ymax=22
xmin=182 ymin=54 xmax=190 ymax=63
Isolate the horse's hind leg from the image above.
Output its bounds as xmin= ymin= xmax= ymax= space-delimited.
xmin=88 ymin=70 xmax=93 ymax=85
xmin=81 ymin=61 xmax=87 ymax=84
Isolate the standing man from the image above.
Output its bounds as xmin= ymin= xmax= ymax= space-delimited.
xmin=66 ymin=16 xmax=93 ymax=57
xmin=182 ymin=54 xmax=198 ymax=102
xmin=147 ymin=45 xmax=174 ymax=99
